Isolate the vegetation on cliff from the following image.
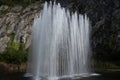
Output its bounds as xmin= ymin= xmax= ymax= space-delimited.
xmin=0 ymin=33 xmax=28 ymax=65
xmin=0 ymin=0 xmax=41 ymax=6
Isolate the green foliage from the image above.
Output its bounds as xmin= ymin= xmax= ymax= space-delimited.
xmin=0 ymin=0 xmax=50 ymax=6
xmin=0 ymin=33 xmax=28 ymax=65
xmin=0 ymin=0 xmax=40 ymax=6
xmin=94 ymin=61 xmax=120 ymax=71
xmin=0 ymin=47 xmax=27 ymax=64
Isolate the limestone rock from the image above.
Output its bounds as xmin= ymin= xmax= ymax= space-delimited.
xmin=0 ymin=36 xmax=10 ymax=52
xmin=11 ymin=6 xmax=23 ymax=12
xmin=0 ymin=2 xmax=42 ymax=52
xmin=0 ymin=5 xmax=9 ymax=11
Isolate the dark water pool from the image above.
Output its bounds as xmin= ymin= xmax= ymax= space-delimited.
xmin=0 ymin=71 xmax=120 ymax=80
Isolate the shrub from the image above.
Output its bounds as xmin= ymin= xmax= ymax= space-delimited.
xmin=0 ymin=33 xmax=28 ymax=65
xmin=0 ymin=43 xmax=28 ymax=65
xmin=0 ymin=0 xmax=39 ymax=6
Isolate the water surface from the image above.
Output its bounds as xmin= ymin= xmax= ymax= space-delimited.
xmin=0 ymin=71 xmax=120 ymax=80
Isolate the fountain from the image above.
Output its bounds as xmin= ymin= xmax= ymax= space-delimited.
xmin=26 ymin=1 xmax=96 ymax=80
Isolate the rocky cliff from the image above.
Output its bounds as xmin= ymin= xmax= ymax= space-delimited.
xmin=56 ymin=0 xmax=120 ymax=61
xmin=0 ymin=2 xmax=42 ymax=52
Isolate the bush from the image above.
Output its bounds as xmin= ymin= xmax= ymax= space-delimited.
xmin=0 ymin=0 xmax=39 ymax=6
xmin=0 ymin=34 xmax=28 ymax=65
xmin=0 ymin=44 xmax=28 ymax=65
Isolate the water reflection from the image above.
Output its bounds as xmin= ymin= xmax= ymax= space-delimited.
xmin=0 ymin=71 xmax=120 ymax=80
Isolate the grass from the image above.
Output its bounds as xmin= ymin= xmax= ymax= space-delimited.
xmin=94 ymin=61 xmax=120 ymax=72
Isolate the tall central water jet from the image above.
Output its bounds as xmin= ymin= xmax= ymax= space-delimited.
xmin=27 ymin=1 xmax=92 ymax=80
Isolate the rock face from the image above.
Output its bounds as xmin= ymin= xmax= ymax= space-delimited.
xmin=56 ymin=0 xmax=120 ymax=60
xmin=0 ymin=2 xmax=42 ymax=52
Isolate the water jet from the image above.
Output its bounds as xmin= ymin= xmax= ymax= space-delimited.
xmin=26 ymin=1 xmax=95 ymax=80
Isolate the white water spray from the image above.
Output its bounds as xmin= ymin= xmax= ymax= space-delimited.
xmin=26 ymin=1 xmax=93 ymax=80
